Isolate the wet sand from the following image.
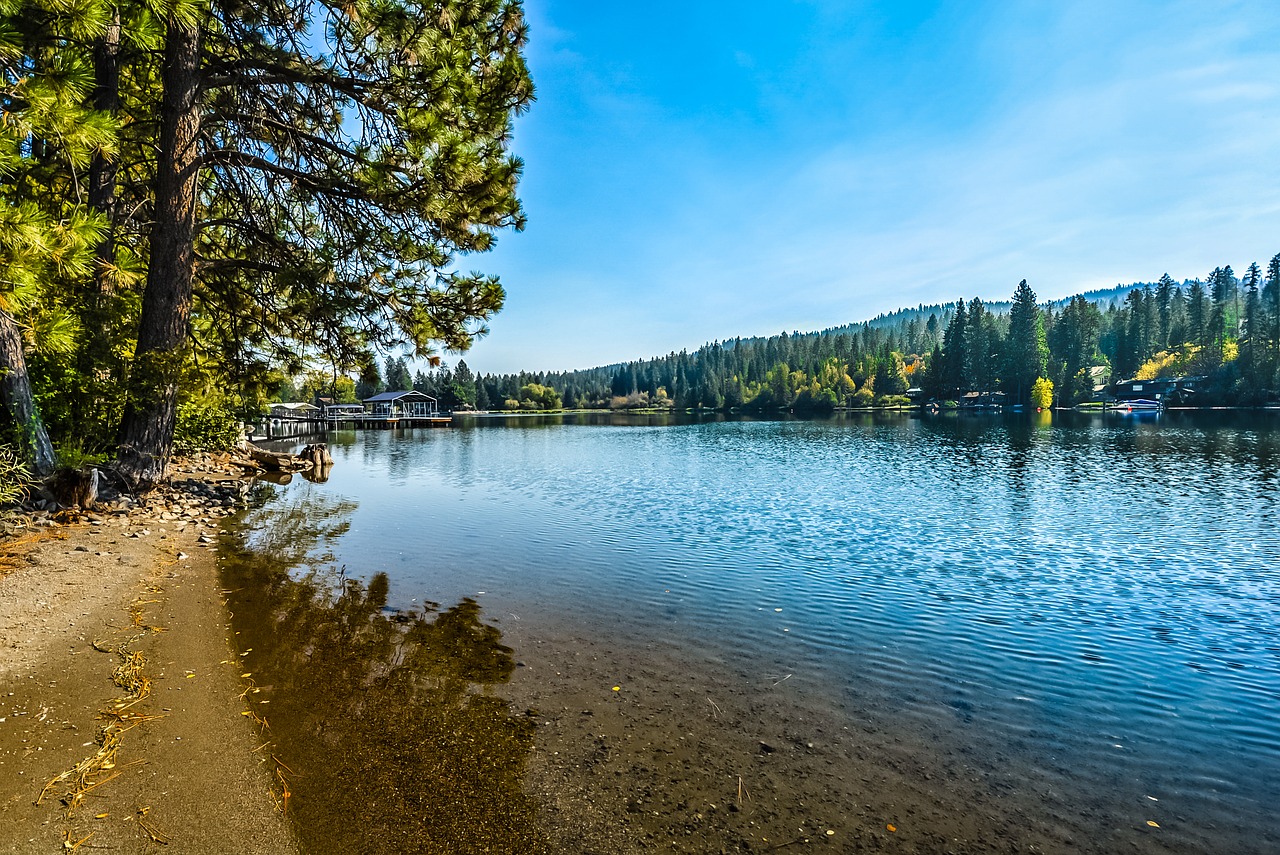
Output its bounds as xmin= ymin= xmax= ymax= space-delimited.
xmin=0 ymin=486 xmax=296 ymax=853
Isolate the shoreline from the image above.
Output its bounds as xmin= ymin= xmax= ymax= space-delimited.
xmin=5 ymin=438 xmax=1276 ymax=854
xmin=0 ymin=463 xmax=296 ymax=853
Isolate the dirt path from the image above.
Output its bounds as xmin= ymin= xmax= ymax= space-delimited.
xmin=0 ymin=489 xmax=297 ymax=853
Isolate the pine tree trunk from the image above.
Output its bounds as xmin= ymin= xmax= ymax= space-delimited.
xmin=0 ymin=310 xmax=56 ymax=476
xmin=115 ymin=18 xmax=203 ymax=489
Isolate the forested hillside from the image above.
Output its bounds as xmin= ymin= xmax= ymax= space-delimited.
xmin=395 ymin=265 xmax=1280 ymax=412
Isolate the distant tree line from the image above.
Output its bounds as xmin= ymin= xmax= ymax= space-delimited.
xmin=454 ymin=259 xmax=1280 ymax=413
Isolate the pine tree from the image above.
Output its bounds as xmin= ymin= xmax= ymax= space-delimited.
xmin=1155 ymin=273 xmax=1176 ymax=351
xmin=117 ymin=0 xmax=535 ymax=485
xmin=941 ymin=299 xmax=968 ymax=394
xmin=0 ymin=0 xmax=118 ymax=474
xmin=1242 ymin=262 xmax=1263 ymax=391
xmin=1004 ymin=280 xmax=1048 ymax=405
xmin=1265 ymin=254 xmax=1280 ymax=379
xmin=1187 ymin=279 xmax=1208 ymax=347
xmin=1048 ymin=296 xmax=1102 ymax=405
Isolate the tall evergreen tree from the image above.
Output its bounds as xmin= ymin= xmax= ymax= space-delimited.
xmin=1048 ymin=296 xmax=1102 ymax=404
xmin=1155 ymin=273 xmax=1175 ymax=351
xmin=1265 ymin=254 xmax=1280 ymax=375
xmin=0 ymin=0 xmax=118 ymax=473
xmin=1242 ymin=262 xmax=1263 ymax=389
xmin=117 ymin=0 xmax=534 ymax=485
xmin=941 ymin=299 xmax=968 ymax=394
xmin=1207 ymin=267 xmax=1230 ymax=355
xmin=1187 ymin=279 xmax=1208 ymax=347
xmin=967 ymin=298 xmax=996 ymax=392
xmin=1004 ymin=279 xmax=1048 ymax=405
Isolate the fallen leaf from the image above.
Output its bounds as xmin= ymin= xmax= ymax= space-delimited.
xmin=887 ymin=824 xmax=896 ymax=832
xmin=1147 ymin=821 xmax=1160 ymax=828
xmin=612 ymin=686 xmax=621 ymax=692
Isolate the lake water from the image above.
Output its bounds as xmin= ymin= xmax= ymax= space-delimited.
xmin=227 ymin=411 xmax=1280 ymax=853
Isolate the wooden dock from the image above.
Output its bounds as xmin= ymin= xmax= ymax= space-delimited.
xmin=256 ymin=413 xmax=452 ymax=441
xmin=329 ymin=414 xmax=453 ymax=429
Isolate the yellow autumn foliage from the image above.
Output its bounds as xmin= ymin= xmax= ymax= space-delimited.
xmin=1135 ymin=344 xmax=1205 ymax=380
xmin=1031 ymin=377 xmax=1054 ymax=409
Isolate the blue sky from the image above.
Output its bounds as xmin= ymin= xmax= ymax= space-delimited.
xmin=459 ymin=0 xmax=1280 ymax=375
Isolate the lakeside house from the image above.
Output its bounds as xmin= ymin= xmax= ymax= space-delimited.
xmin=362 ymin=390 xmax=439 ymax=418
xmin=1110 ymin=376 xmax=1205 ymax=406
xmin=959 ymin=391 xmax=1007 ymax=409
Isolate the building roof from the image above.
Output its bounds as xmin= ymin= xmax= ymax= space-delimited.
xmin=270 ymin=402 xmax=319 ymax=411
xmin=362 ymin=389 xmax=437 ymax=404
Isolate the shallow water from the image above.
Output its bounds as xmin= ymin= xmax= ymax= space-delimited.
xmin=229 ymin=410 xmax=1280 ymax=852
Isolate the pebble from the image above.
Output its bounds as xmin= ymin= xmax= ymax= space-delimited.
xmin=3 ymin=455 xmax=254 ymax=535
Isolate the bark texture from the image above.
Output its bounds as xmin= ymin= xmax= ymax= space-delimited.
xmin=116 ymin=19 xmax=204 ymax=489
xmin=0 ymin=310 xmax=56 ymax=476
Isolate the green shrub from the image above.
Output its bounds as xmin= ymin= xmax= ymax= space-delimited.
xmin=0 ymin=445 xmax=32 ymax=506
xmin=56 ymin=440 xmax=109 ymax=470
xmin=174 ymin=400 xmax=243 ymax=454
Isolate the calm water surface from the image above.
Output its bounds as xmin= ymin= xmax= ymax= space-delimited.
xmin=240 ymin=411 xmax=1280 ymax=851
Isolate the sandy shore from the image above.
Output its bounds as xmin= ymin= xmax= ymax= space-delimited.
xmin=0 ymin=471 xmax=297 ymax=854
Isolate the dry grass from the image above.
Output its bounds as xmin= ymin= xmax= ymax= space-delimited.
xmin=134 ymin=806 xmax=171 ymax=845
xmin=0 ymin=528 xmax=67 ymax=579
xmin=39 ymin=586 xmax=166 ymax=818
xmin=272 ymin=755 xmax=295 ymax=814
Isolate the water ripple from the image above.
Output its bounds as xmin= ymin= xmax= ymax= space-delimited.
xmin=259 ymin=412 xmax=1280 ymax=850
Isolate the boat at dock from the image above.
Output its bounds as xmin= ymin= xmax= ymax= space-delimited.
xmin=1110 ymin=398 xmax=1164 ymax=412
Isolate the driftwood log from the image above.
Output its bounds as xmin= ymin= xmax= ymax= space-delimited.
xmin=246 ymin=445 xmax=301 ymax=471
xmin=244 ymin=443 xmax=333 ymax=473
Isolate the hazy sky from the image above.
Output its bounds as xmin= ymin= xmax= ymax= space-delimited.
xmin=458 ymin=0 xmax=1280 ymax=375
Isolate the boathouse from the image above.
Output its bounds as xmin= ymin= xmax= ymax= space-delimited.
xmin=322 ymin=403 xmax=365 ymax=420
xmin=362 ymin=390 xmax=439 ymax=418
xmin=269 ymin=401 xmax=321 ymax=419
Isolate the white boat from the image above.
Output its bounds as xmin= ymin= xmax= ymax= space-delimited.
xmin=1110 ymin=398 xmax=1163 ymax=411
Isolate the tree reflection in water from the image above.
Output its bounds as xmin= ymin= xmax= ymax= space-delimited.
xmin=222 ymin=488 xmax=544 ymax=854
